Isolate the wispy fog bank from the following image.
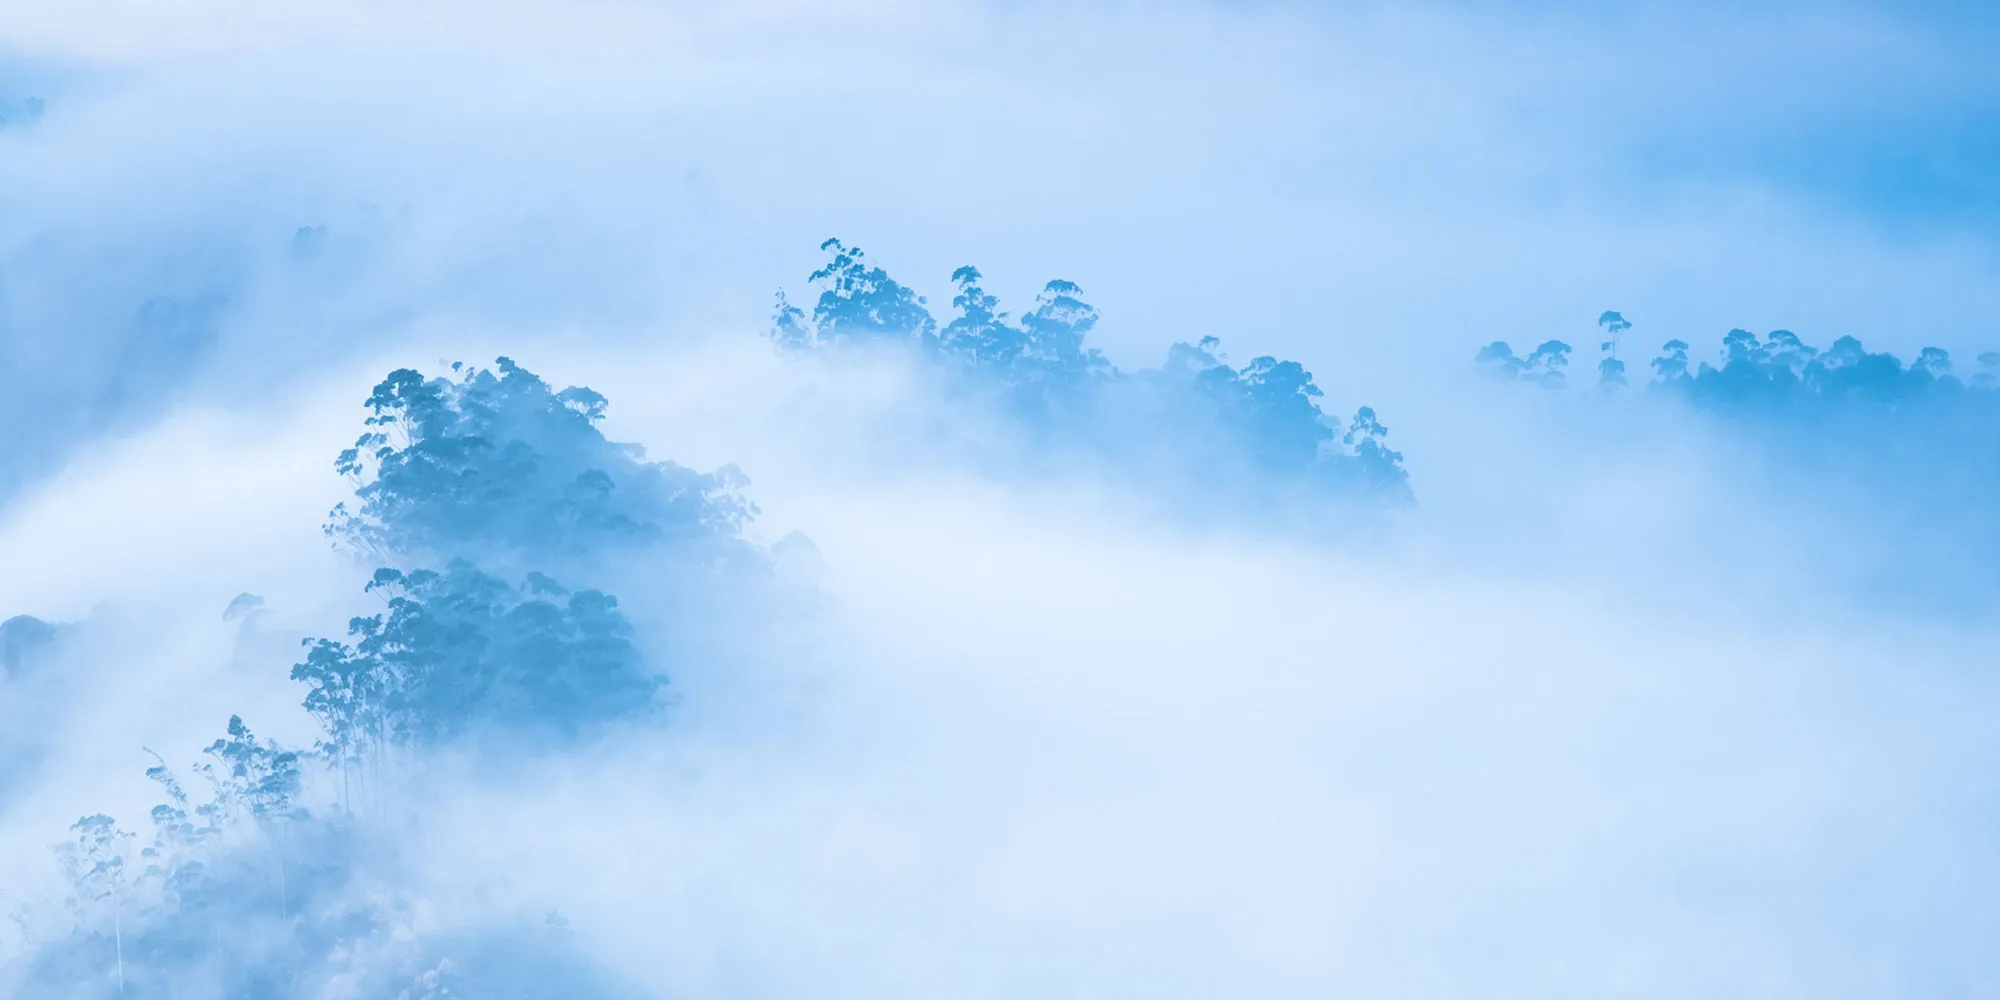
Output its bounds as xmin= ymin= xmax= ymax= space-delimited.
xmin=6 ymin=1 xmax=2000 ymax=996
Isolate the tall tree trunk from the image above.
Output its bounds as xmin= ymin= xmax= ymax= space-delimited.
xmin=112 ymin=890 xmax=125 ymax=997
xmin=275 ymin=839 xmax=290 ymax=919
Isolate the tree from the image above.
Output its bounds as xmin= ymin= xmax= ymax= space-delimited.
xmin=1526 ymin=340 xmax=1572 ymax=388
xmin=939 ymin=266 xmax=1025 ymax=368
xmin=293 ymin=634 xmax=387 ymax=815
xmin=1597 ymin=311 xmax=1631 ymax=358
xmin=1597 ymin=312 xmax=1632 ymax=390
xmin=196 ymin=717 xmax=306 ymax=917
xmin=139 ymin=749 xmax=218 ymax=913
xmin=328 ymin=358 xmax=755 ymax=569
xmin=1765 ymin=330 xmax=1817 ymax=374
xmin=770 ymin=291 xmax=811 ymax=349
xmin=295 ymin=562 xmax=657 ymax=756
xmin=1651 ymin=339 xmax=1691 ymax=382
xmin=1820 ymin=335 xmax=1866 ymax=370
xmin=1915 ymin=346 xmax=1952 ymax=379
xmin=801 ymin=238 xmax=936 ymax=344
xmin=1019 ymin=279 xmax=1109 ymax=387
xmin=1341 ymin=406 xmax=1409 ymax=497
xmin=1211 ymin=355 xmax=1333 ymax=473
xmin=56 ymin=814 xmax=135 ymax=996
xmin=1975 ymin=351 xmax=2000 ymax=389
xmin=770 ymin=243 xmax=1414 ymax=508
xmin=1721 ymin=328 xmax=1767 ymax=367
xmin=1474 ymin=341 xmax=1526 ymax=379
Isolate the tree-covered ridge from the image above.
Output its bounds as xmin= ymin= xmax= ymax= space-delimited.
xmin=773 ymin=239 xmax=1412 ymax=504
xmin=1152 ymin=337 xmax=1407 ymax=496
xmin=320 ymin=358 xmax=732 ymax=747
xmin=19 ymin=249 xmax=1413 ymax=994
xmin=26 ymin=716 xmax=417 ymax=1000
xmin=312 ymin=358 xmax=744 ymax=755
xmin=28 ymin=697 xmax=640 ymax=999
xmin=14 ymin=359 xmax=716 ymax=998
xmin=329 ymin=358 xmax=755 ymax=570
xmin=1471 ymin=317 xmax=2000 ymax=606
xmin=34 ymin=745 xmax=616 ymax=1000
xmin=294 ymin=562 xmax=655 ymax=765
xmin=1475 ymin=313 xmax=2000 ymax=405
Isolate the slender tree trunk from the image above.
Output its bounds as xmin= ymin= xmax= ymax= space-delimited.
xmin=274 ymin=835 xmax=290 ymax=919
xmin=112 ymin=890 xmax=125 ymax=997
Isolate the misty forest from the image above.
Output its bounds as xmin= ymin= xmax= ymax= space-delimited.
xmin=7 ymin=4 xmax=2000 ymax=999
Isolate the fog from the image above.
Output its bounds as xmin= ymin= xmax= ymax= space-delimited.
xmin=5 ymin=1 xmax=2000 ymax=997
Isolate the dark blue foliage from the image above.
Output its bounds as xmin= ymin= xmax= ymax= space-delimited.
xmin=308 ymin=356 xmax=758 ymax=758
xmin=293 ymin=561 xmax=657 ymax=756
xmin=1482 ymin=319 xmax=2000 ymax=411
xmin=1651 ymin=329 xmax=1989 ymax=412
xmin=773 ymin=240 xmax=1412 ymax=506
xmin=18 ymin=359 xmax=716 ymax=997
xmin=23 ymin=246 xmax=1415 ymax=996
xmin=773 ymin=237 xmax=936 ymax=347
xmin=1476 ymin=339 xmax=1571 ymax=387
xmin=1143 ymin=337 xmax=1409 ymax=500
xmin=1475 ymin=320 xmax=2000 ymax=606
xmin=328 ymin=357 xmax=754 ymax=570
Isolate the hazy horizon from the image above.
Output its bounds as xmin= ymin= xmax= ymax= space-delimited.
xmin=5 ymin=3 xmax=2000 ymax=997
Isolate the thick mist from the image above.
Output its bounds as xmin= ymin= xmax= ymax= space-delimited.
xmin=6 ymin=1 xmax=2000 ymax=998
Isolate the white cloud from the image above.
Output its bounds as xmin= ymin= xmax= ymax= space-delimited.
xmin=5 ymin=1 xmax=2000 ymax=993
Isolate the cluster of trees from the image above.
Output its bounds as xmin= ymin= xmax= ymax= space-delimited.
xmin=38 ymin=719 xmax=336 ymax=999
xmin=310 ymin=358 xmax=758 ymax=759
xmin=9 ymin=245 xmax=1420 ymax=994
xmin=1473 ymin=315 xmax=2000 ymax=607
xmin=327 ymin=357 xmax=755 ymax=570
xmin=11 ymin=359 xmax=746 ymax=998
xmin=294 ymin=563 xmax=655 ymax=774
xmin=1476 ymin=311 xmax=2000 ymax=405
xmin=773 ymin=239 xmax=1412 ymax=505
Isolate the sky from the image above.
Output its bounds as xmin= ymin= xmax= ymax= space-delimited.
xmin=4 ymin=2 xmax=2000 ymax=997
xmin=4 ymin=1 xmax=1999 ymax=412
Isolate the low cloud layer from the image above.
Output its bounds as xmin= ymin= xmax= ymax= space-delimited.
xmin=5 ymin=2 xmax=2000 ymax=997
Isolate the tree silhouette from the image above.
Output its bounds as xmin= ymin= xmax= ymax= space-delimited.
xmin=1526 ymin=340 xmax=1572 ymax=388
xmin=56 ymin=814 xmax=134 ymax=995
xmin=1597 ymin=311 xmax=1632 ymax=389
xmin=796 ymin=238 xmax=936 ymax=345
xmin=770 ymin=242 xmax=1412 ymax=507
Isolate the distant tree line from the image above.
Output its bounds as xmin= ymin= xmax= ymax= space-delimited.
xmin=773 ymin=239 xmax=1412 ymax=506
xmin=1476 ymin=310 xmax=2000 ymax=405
